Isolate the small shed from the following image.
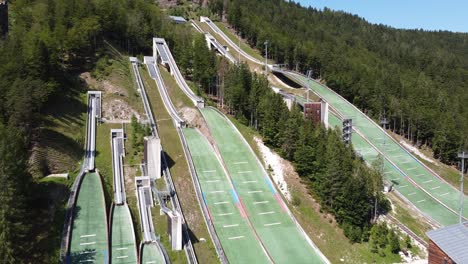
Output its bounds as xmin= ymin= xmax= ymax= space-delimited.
xmin=169 ymin=15 xmax=187 ymax=24
xmin=426 ymin=222 xmax=468 ymax=264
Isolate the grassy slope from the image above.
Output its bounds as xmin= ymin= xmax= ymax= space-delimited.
xmin=93 ymin=50 xmax=151 ymax=250
xmin=140 ymin=66 xmax=218 ymax=263
xmin=387 ymin=192 xmax=432 ymax=241
xmin=103 ymin=57 xmax=146 ymax=116
xmin=28 ymin=83 xmax=88 ymax=262
xmin=158 ymin=65 xmax=194 ymax=109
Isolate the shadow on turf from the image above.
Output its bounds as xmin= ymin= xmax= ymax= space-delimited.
xmin=184 ymin=224 xmax=200 ymax=245
xmin=72 ymin=205 xmax=82 ymax=223
xmin=162 ymin=151 xmax=175 ymax=171
xmin=68 ymin=248 xmax=97 ymax=264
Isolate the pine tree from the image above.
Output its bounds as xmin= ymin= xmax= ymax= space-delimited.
xmin=0 ymin=125 xmax=31 ymax=262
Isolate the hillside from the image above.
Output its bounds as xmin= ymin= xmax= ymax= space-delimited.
xmin=210 ymin=0 xmax=468 ymax=164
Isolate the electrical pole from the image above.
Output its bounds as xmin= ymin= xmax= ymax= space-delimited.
xmin=238 ymin=33 xmax=241 ymax=64
xmin=264 ymin=40 xmax=268 ymax=75
xmin=380 ymin=111 xmax=389 ymax=151
xmin=458 ymin=151 xmax=467 ymax=224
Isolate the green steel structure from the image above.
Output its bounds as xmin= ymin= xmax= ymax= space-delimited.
xmin=201 ymin=108 xmax=327 ymax=264
xmin=110 ymin=204 xmax=138 ymax=264
xmin=68 ymin=172 xmax=108 ymax=264
xmin=183 ymin=128 xmax=270 ymax=263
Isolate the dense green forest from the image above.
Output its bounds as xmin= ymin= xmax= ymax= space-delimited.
xmin=210 ymin=0 xmax=468 ymax=163
xmin=0 ymin=0 xmax=211 ymax=262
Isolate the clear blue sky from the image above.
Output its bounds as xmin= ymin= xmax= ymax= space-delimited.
xmin=297 ymin=0 xmax=468 ymax=33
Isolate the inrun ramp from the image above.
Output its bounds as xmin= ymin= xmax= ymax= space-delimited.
xmin=68 ymin=172 xmax=108 ymax=263
xmin=201 ymin=108 xmax=327 ymax=263
xmin=182 ymin=128 xmax=270 ymax=263
xmin=111 ymin=129 xmax=126 ymax=205
xmin=110 ymin=204 xmax=138 ymax=264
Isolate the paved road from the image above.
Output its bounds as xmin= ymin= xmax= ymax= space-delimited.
xmin=201 ymin=108 xmax=328 ymax=264
xmin=110 ymin=204 xmax=138 ymax=264
xmin=183 ymin=128 xmax=270 ymax=263
xmin=68 ymin=172 xmax=108 ymax=264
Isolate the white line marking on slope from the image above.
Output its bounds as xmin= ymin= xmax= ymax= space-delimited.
xmin=116 ymin=247 xmax=128 ymax=251
xmin=253 ymin=201 xmax=269 ymax=204
xmin=417 ymin=200 xmax=426 ymax=203
xmin=80 ymin=234 xmax=96 ymax=238
xmin=203 ymin=170 xmax=216 ymax=173
xmin=431 ymin=186 xmax=441 ymax=190
xmin=264 ymin=222 xmax=281 ymax=227
xmin=223 ymin=224 xmax=239 ymax=228
xmin=228 ymin=236 xmax=244 ymax=240
xmin=243 ymin=180 xmax=257 ymax=184
xmin=259 ymin=211 xmax=275 ymax=215
xmin=440 ymin=192 xmax=450 ymax=196
xmin=238 ymin=171 xmax=252 ymax=174
xmin=214 ymin=201 xmax=229 ymax=205
xmin=248 ymin=190 xmax=263 ymax=194
xmin=423 ymin=180 xmax=433 ymax=183
xmin=80 ymin=242 xmax=96 ymax=246
xmin=116 ymin=256 xmax=128 ymax=259
xmin=218 ymin=212 xmax=234 ymax=216
xmin=234 ymin=161 xmax=248 ymax=164
xmin=210 ymin=190 xmax=225 ymax=194
xmin=408 ymin=192 xmax=416 ymax=196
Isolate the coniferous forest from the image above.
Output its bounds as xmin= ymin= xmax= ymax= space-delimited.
xmin=0 ymin=0 xmax=467 ymax=262
xmin=0 ymin=0 xmax=194 ymax=261
xmin=211 ymin=0 xmax=468 ymax=163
